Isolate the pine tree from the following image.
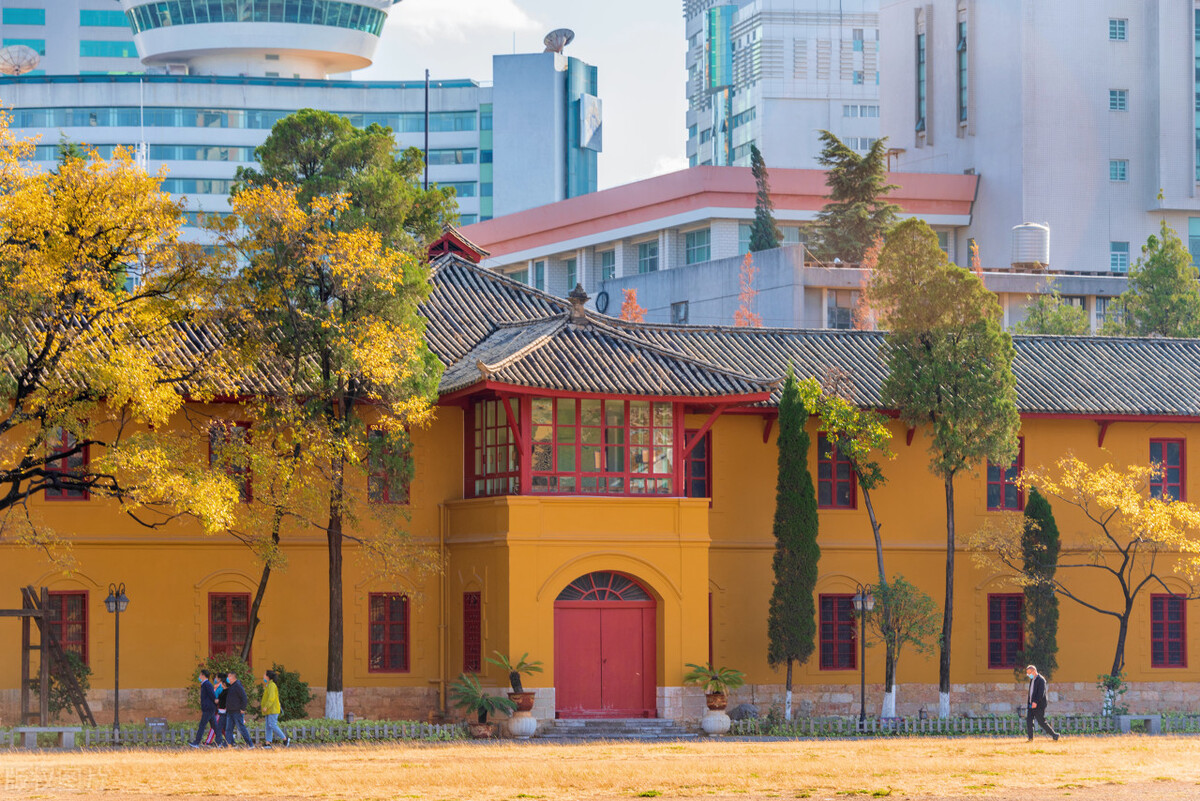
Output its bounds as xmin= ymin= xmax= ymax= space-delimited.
xmin=1113 ymin=221 xmax=1200 ymax=337
xmin=1019 ymin=487 xmax=1060 ymax=679
xmin=749 ymin=144 xmax=781 ymax=252
xmin=871 ymin=218 xmax=1021 ymax=717
xmin=813 ymin=131 xmax=899 ymax=263
xmin=767 ymin=368 xmax=821 ymax=720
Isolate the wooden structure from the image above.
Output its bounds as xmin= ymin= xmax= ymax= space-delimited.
xmin=0 ymin=587 xmax=95 ymax=727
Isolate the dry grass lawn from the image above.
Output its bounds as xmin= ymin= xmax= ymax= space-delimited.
xmin=2 ymin=736 xmax=1199 ymax=800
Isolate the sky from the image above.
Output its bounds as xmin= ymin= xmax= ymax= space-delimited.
xmin=358 ymin=0 xmax=688 ymax=190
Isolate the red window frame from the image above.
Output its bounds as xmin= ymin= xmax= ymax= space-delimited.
xmin=469 ymin=398 xmax=520 ymax=497
xmin=987 ymin=436 xmax=1025 ymax=511
xmin=1151 ymin=593 xmax=1187 ymax=668
xmin=208 ymin=593 xmax=251 ymax=659
xmin=987 ymin=593 xmax=1024 ymax=669
xmin=462 ymin=591 xmax=482 ymax=673
xmin=1150 ymin=439 xmax=1186 ymax=501
xmin=47 ymin=591 xmax=88 ymax=665
xmin=44 ymin=428 xmax=89 ymax=501
xmin=209 ymin=421 xmax=252 ymax=503
xmin=367 ymin=429 xmax=411 ymax=505
xmin=368 ymin=593 xmax=410 ymax=673
xmin=685 ymin=429 xmax=712 ymax=501
xmin=819 ymin=594 xmax=857 ymax=670
xmin=817 ymin=433 xmax=856 ymax=509
xmin=530 ymin=397 xmax=675 ymax=496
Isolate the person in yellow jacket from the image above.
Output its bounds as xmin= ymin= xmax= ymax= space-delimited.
xmin=261 ymin=670 xmax=291 ymax=747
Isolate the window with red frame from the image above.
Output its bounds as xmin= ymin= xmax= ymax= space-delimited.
xmin=208 ymin=593 xmax=250 ymax=658
xmin=1150 ymin=439 xmax=1185 ymax=501
xmin=367 ymin=429 xmax=411 ymax=504
xmin=368 ymin=593 xmax=409 ymax=672
xmin=209 ymin=422 xmax=251 ymax=502
xmin=462 ymin=591 xmax=482 ymax=673
xmin=986 ymin=437 xmax=1024 ymax=511
xmin=1151 ymin=594 xmax=1186 ymax=668
xmin=987 ymin=593 xmax=1024 ymax=669
xmin=685 ymin=429 xmax=712 ymax=500
xmin=45 ymin=428 xmax=88 ymax=501
xmin=470 ymin=399 xmax=520 ymax=497
xmin=530 ymin=398 xmax=674 ymax=496
xmin=817 ymin=434 xmax=856 ymax=509
xmin=47 ymin=591 xmax=87 ymax=664
xmin=819 ymin=595 xmax=856 ymax=669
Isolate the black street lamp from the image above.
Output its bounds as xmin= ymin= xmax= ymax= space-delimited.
xmin=104 ymin=583 xmax=129 ymax=737
xmin=851 ymin=583 xmax=874 ymax=731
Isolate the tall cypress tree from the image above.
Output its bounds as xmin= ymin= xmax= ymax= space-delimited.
xmin=749 ymin=144 xmax=782 ymax=252
xmin=1019 ymin=487 xmax=1060 ymax=679
xmin=767 ymin=368 xmax=821 ymax=720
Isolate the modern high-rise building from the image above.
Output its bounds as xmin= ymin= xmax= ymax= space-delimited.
xmin=684 ymin=0 xmax=880 ymax=169
xmin=0 ymin=1 xmax=601 ymax=224
xmin=880 ymin=0 xmax=1200 ymax=279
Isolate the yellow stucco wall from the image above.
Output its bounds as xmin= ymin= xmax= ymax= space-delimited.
xmin=2 ymin=399 xmax=1197 ymax=715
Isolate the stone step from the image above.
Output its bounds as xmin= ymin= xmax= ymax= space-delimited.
xmin=539 ymin=718 xmax=698 ymax=740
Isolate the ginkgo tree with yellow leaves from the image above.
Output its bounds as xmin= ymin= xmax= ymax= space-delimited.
xmin=216 ymin=182 xmax=443 ymax=719
xmin=0 ymin=114 xmax=240 ymax=561
xmin=970 ymin=454 xmax=1200 ymax=682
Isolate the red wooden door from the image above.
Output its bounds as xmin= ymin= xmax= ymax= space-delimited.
xmin=554 ymin=572 xmax=656 ymax=718
xmin=554 ymin=607 xmax=603 ymax=713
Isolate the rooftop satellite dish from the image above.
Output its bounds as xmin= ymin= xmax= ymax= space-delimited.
xmin=0 ymin=45 xmax=40 ymax=76
xmin=543 ymin=28 xmax=575 ymax=54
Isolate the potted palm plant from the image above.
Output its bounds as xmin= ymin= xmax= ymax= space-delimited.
xmin=447 ymin=673 xmax=517 ymax=739
xmin=487 ymin=651 xmax=544 ymax=739
xmin=683 ymin=663 xmax=746 ymax=711
xmin=486 ymin=651 xmax=544 ymax=712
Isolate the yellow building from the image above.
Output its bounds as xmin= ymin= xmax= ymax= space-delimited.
xmin=3 ymin=252 xmax=1200 ymax=724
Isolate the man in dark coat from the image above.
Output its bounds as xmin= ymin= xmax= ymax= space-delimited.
xmin=188 ymin=670 xmax=221 ymax=747
xmin=1025 ymin=664 xmax=1060 ymax=742
xmin=223 ymin=671 xmax=255 ymax=747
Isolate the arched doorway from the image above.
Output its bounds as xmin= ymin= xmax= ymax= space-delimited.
xmin=554 ymin=571 xmax=657 ymax=718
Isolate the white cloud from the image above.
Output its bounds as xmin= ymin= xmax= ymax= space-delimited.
xmin=389 ymin=0 xmax=540 ymax=43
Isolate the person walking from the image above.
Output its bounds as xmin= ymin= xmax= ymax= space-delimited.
xmin=206 ymin=676 xmax=228 ymax=745
xmin=188 ymin=670 xmax=220 ymax=748
xmin=223 ymin=671 xmax=255 ymax=747
xmin=261 ymin=670 xmax=291 ymax=748
xmin=1025 ymin=664 xmax=1060 ymax=742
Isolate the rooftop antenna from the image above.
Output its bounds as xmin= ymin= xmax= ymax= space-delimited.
xmin=543 ymin=29 xmax=575 ymax=54
xmin=0 ymin=44 xmax=40 ymax=76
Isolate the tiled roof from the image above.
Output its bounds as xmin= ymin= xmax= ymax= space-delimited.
xmin=422 ymin=255 xmax=1200 ymax=417
xmin=439 ymin=314 xmax=777 ymax=399
xmin=424 ymin=253 xmax=570 ymax=367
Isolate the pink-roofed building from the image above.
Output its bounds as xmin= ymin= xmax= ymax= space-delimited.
xmin=460 ymin=166 xmax=1127 ymax=331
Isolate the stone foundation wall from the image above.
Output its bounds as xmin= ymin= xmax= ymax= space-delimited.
xmin=724 ymin=681 xmax=1200 ymax=719
xmin=7 ymin=680 xmax=1196 ymax=726
xmin=0 ymin=686 xmax=440 ymax=727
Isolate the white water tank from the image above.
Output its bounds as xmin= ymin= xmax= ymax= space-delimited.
xmin=1011 ymin=222 xmax=1050 ymax=269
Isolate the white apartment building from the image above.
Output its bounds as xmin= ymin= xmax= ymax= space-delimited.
xmin=0 ymin=1 xmax=602 ymax=224
xmin=0 ymin=0 xmax=142 ymax=76
xmin=880 ymin=0 xmax=1200 ymax=286
xmin=684 ymin=0 xmax=880 ymax=169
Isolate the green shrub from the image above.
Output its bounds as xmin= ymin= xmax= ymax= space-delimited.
xmin=185 ymin=653 xmax=261 ymax=715
xmin=269 ymin=663 xmax=313 ymax=721
xmin=29 ymin=651 xmax=91 ymax=722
